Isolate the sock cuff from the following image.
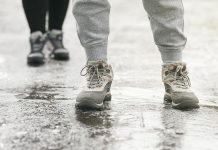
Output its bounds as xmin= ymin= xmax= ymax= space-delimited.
xmin=84 ymin=44 xmax=108 ymax=61
xmin=159 ymin=48 xmax=183 ymax=63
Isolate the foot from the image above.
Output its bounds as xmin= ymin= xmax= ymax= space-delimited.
xmin=47 ymin=30 xmax=69 ymax=60
xmin=27 ymin=31 xmax=46 ymax=66
xmin=76 ymin=61 xmax=113 ymax=110
xmin=162 ymin=62 xmax=199 ymax=109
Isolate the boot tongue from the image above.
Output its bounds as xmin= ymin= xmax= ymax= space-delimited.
xmin=165 ymin=63 xmax=186 ymax=71
xmin=30 ymin=31 xmax=43 ymax=41
xmin=168 ymin=64 xmax=188 ymax=78
xmin=87 ymin=61 xmax=107 ymax=68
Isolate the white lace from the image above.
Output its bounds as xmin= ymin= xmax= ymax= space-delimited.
xmin=80 ymin=64 xmax=107 ymax=89
xmin=166 ymin=65 xmax=191 ymax=89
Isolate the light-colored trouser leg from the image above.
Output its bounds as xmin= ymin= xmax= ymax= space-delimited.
xmin=142 ymin=0 xmax=187 ymax=63
xmin=73 ymin=0 xmax=110 ymax=62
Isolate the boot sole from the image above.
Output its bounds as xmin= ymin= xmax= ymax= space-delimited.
xmin=27 ymin=57 xmax=45 ymax=66
xmin=75 ymin=93 xmax=111 ymax=110
xmin=164 ymin=93 xmax=200 ymax=110
xmin=53 ymin=53 xmax=69 ymax=61
xmin=47 ymin=41 xmax=70 ymax=61
xmin=172 ymin=101 xmax=200 ymax=109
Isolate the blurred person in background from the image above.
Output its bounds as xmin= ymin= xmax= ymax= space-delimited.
xmin=73 ymin=0 xmax=200 ymax=110
xmin=22 ymin=0 xmax=69 ymax=65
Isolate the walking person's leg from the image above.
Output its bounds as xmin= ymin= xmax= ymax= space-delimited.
xmin=73 ymin=0 xmax=113 ymax=109
xmin=22 ymin=0 xmax=48 ymax=65
xmin=48 ymin=0 xmax=69 ymax=31
xmin=47 ymin=0 xmax=70 ymax=60
xmin=22 ymin=0 xmax=48 ymax=33
xmin=142 ymin=0 xmax=199 ymax=109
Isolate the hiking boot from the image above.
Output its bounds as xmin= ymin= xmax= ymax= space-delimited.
xmin=27 ymin=31 xmax=46 ymax=65
xmin=162 ymin=62 xmax=199 ymax=109
xmin=76 ymin=61 xmax=113 ymax=110
xmin=47 ymin=30 xmax=69 ymax=60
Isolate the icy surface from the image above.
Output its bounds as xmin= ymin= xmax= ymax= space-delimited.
xmin=0 ymin=0 xmax=218 ymax=150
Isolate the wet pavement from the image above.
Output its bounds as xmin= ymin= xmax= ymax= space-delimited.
xmin=1 ymin=0 xmax=218 ymax=150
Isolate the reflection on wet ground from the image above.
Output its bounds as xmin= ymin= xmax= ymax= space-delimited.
xmin=1 ymin=0 xmax=218 ymax=149
xmin=1 ymin=82 xmax=218 ymax=149
xmin=15 ymin=84 xmax=77 ymax=101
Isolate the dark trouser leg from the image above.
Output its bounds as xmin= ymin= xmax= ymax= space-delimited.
xmin=48 ymin=0 xmax=69 ymax=31
xmin=22 ymin=0 xmax=48 ymax=33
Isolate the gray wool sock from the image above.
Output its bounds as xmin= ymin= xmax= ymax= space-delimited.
xmin=84 ymin=44 xmax=108 ymax=62
xmin=159 ymin=49 xmax=183 ymax=64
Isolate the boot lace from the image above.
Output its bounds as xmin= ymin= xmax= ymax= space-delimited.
xmin=80 ymin=64 xmax=107 ymax=89
xmin=31 ymin=37 xmax=45 ymax=53
xmin=52 ymin=35 xmax=64 ymax=49
xmin=166 ymin=65 xmax=191 ymax=89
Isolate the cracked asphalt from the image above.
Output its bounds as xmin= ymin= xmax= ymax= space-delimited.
xmin=0 ymin=0 xmax=218 ymax=150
